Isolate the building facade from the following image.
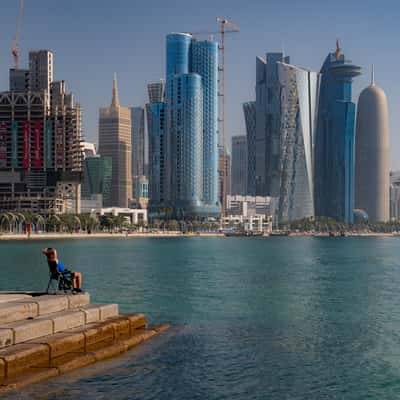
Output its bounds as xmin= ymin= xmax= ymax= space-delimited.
xmin=314 ymin=42 xmax=361 ymax=223
xmin=243 ymin=101 xmax=256 ymax=195
xmin=130 ymin=106 xmax=145 ymax=199
xmin=231 ymin=135 xmax=247 ymax=195
xmin=98 ymin=77 xmax=132 ymax=208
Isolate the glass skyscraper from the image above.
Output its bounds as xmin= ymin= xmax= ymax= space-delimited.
xmin=277 ymin=62 xmax=320 ymax=221
xmin=163 ymin=32 xmax=220 ymax=218
xmin=243 ymin=101 xmax=256 ymax=195
xmin=314 ymin=43 xmax=361 ymax=223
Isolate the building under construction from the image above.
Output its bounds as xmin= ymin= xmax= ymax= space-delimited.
xmin=0 ymin=50 xmax=82 ymax=215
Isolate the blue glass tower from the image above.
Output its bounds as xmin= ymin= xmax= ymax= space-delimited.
xmin=164 ymin=33 xmax=220 ymax=218
xmin=191 ymin=40 xmax=220 ymax=215
xmin=315 ymin=42 xmax=361 ymax=223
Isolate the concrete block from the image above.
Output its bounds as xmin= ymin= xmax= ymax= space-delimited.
xmin=66 ymin=292 xmax=90 ymax=309
xmin=50 ymin=310 xmax=86 ymax=333
xmin=0 ymin=343 xmax=49 ymax=379
xmin=0 ymin=302 xmax=38 ymax=324
xmin=92 ymin=341 xmax=127 ymax=361
xmin=29 ymin=331 xmax=85 ymax=359
xmin=83 ymin=322 xmax=115 ymax=348
xmin=80 ymin=305 xmax=101 ymax=324
xmin=0 ymin=329 xmax=13 ymax=349
xmin=98 ymin=304 xmax=119 ymax=320
xmin=111 ymin=319 xmax=130 ymax=341
xmin=122 ymin=313 xmax=147 ymax=331
xmin=0 ymin=294 xmax=32 ymax=304
xmin=5 ymin=319 xmax=53 ymax=344
xmin=15 ymin=295 xmax=68 ymax=316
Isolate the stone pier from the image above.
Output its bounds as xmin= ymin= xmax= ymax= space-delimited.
xmin=0 ymin=292 xmax=169 ymax=393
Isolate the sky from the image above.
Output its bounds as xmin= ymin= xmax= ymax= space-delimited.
xmin=0 ymin=0 xmax=399 ymax=168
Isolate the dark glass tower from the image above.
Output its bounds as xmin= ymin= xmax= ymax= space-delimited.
xmin=314 ymin=42 xmax=361 ymax=223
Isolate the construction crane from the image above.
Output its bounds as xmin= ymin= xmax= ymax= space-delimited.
xmin=12 ymin=0 xmax=24 ymax=69
xmin=188 ymin=18 xmax=240 ymax=215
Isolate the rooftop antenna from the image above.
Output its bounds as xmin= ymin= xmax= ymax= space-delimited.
xmin=12 ymin=0 xmax=24 ymax=69
xmin=335 ymin=38 xmax=341 ymax=60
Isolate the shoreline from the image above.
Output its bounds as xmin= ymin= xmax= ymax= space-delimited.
xmin=0 ymin=232 xmax=397 ymax=240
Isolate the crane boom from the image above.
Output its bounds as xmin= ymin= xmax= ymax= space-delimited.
xmin=12 ymin=0 xmax=24 ymax=69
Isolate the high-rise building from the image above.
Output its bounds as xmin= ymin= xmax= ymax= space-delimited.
xmin=390 ymin=171 xmax=400 ymax=220
xmin=0 ymin=51 xmax=82 ymax=215
xmin=170 ymin=73 xmax=204 ymax=216
xmin=231 ymin=135 xmax=248 ymax=195
xmin=149 ymin=102 xmax=167 ymax=205
xmin=98 ymin=77 xmax=132 ymax=208
xmin=165 ymin=33 xmax=220 ymax=218
xmin=191 ymin=40 xmax=220 ymax=213
xmin=243 ymin=101 xmax=256 ymax=195
xmin=355 ymin=68 xmax=390 ymax=222
xmin=314 ymin=42 xmax=361 ymax=223
xmin=130 ymin=107 xmax=145 ymax=198
xmin=255 ymin=53 xmax=290 ymax=197
xmin=276 ymin=62 xmax=320 ymax=221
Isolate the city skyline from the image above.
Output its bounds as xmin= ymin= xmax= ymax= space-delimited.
xmin=0 ymin=0 xmax=399 ymax=168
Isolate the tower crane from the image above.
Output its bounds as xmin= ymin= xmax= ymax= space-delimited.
xmin=188 ymin=17 xmax=240 ymax=215
xmin=12 ymin=0 xmax=24 ymax=69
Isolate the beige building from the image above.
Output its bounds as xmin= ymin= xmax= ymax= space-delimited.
xmin=98 ymin=76 xmax=132 ymax=208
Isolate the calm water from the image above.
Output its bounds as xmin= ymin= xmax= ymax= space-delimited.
xmin=1 ymin=237 xmax=400 ymax=399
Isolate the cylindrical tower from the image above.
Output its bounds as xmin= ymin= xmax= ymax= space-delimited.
xmin=355 ymin=69 xmax=390 ymax=222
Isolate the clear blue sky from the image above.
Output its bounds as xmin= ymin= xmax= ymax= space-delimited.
xmin=0 ymin=0 xmax=398 ymax=167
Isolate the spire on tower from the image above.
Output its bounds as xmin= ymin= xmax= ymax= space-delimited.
xmin=335 ymin=38 xmax=341 ymax=60
xmin=111 ymin=73 xmax=120 ymax=108
xmin=371 ymin=64 xmax=375 ymax=86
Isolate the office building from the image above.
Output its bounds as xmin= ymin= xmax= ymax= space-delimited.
xmin=9 ymin=68 xmax=30 ymax=91
xmin=243 ymin=101 xmax=256 ymax=195
xmin=276 ymin=61 xmax=319 ymax=221
xmin=355 ymin=68 xmax=390 ymax=222
xmin=255 ymin=53 xmax=290 ymax=197
xmin=231 ymin=135 xmax=247 ymax=195
xmin=130 ymin=107 xmax=145 ymax=198
xmin=314 ymin=42 xmax=361 ymax=223
xmin=98 ymin=76 xmax=132 ymax=207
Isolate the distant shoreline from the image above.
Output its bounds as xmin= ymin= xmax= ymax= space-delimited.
xmin=0 ymin=232 xmax=397 ymax=240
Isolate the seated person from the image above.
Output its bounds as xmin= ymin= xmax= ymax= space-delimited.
xmin=42 ymin=247 xmax=83 ymax=292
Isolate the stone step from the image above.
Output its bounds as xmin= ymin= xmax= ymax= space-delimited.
xmin=0 ymin=314 xmax=149 ymax=383
xmin=0 ymin=303 xmax=119 ymax=349
xmin=0 ymin=293 xmax=90 ymax=325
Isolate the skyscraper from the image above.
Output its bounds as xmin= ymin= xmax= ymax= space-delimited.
xmin=149 ymin=102 xmax=167 ymax=205
xmin=255 ymin=53 xmax=291 ymax=197
xmin=165 ymin=33 xmax=220 ymax=217
xmin=277 ymin=61 xmax=319 ymax=221
xmin=130 ymin=107 xmax=145 ymax=198
xmin=231 ymin=135 xmax=248 ymax=195
xmin=98 ymin=76 xmax=132 ymax=207
xmin=314 ymin=42 xmax=361 ymax=223
xmin=243 ymin=101 xmax=256 ymax=195
xmin=355 ymin=68 xmax=390 ymax=222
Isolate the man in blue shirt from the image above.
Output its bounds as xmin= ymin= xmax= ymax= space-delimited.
xmin=42 ymin=248 xmax=83 ymax=292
